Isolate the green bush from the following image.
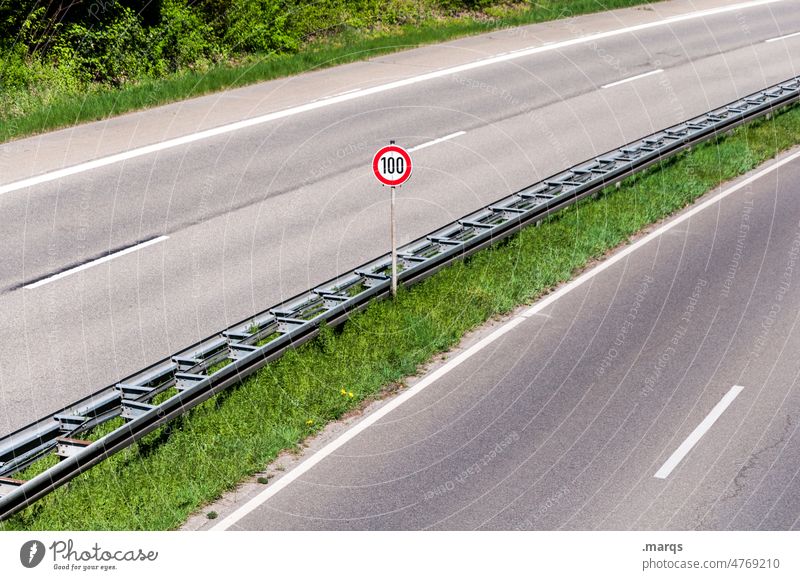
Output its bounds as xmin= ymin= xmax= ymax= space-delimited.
xmin=152 ymin=0 xmax=220 ymax=73
xmin=58 ymin=4 xmax=151 ymax=85
xmin=224 ymin=0 xmax=300 ymax=53
xmin=0 ymin=1 xmax=552 ymax=94
xmin=0 ymin=44 xmax=36 ymax=91
xmin=0 ymin=0 xmax=655 ymax=141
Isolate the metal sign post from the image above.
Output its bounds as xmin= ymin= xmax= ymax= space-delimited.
xmin=372 ymin=140 xmax=413 ymax=297
xmin=390 ymin=185 xmax=397 ymax=297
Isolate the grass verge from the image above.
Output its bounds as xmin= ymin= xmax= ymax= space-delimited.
xmin=3 ymin=104 xmax=800 ymax=530
xmin=0 ymin=0 xmax=653 ymax=143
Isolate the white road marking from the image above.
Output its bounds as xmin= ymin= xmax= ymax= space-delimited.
xmin=521 ymin=148 xmax=800 ymax=319
xmin=408 ymin=131 xmax=466 ymax=153
xmin=24 ymin=235 xmax=169 ymax=289
xmin=765 ymin=30 xmax=800 ymax=43
xmin=210 ymin=315 xmax=526 ymax=530
xmin=211 ymin=145 xmax=800 ymax=530
xmin=509 ymin=45 xmax=546 ymax=54
xmin=0 ymin=0 xmax=782 ymax=197
xmin=329 ymin=88 xmax=361 ymax=98
xmin=601 ymin=68 xmax=664 ymax=89
xmin=654 ymin=385 xmax=744 ymax=479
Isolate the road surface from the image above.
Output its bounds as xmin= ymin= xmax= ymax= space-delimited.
xmin=206 ymin=148 xmax=800 ymax=530
xmin=1 ymin=0 xmax=798 ymax=439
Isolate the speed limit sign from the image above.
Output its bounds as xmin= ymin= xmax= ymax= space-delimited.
xmin=372 ymin=141 xmax=412 ymax=298
xmin=372 ymin=144 xmax=412 ymax=186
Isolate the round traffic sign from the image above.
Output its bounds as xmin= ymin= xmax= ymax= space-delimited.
xmin=372 ymin=145 xmax=412 ymax=187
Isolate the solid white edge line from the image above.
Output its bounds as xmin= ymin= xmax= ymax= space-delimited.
xmin=213 ymin=146 xmax=800 ymax=530
xmin=654 ymin=386 xmax=745 ymax=479
xmin=520 ymin=148 xmax=800 ymax=319
xmin=765 ymin=30 xmax=800 ymax=43
xmin=24 ymin=235 xmax=169 ymax=289
xmin=601 ymin=68 xmax=664 ymax=89
xmin=408 ymin=131 xmax=467 ymax=153
xmin=329 ymin=88 xmax=361 ymax=98
xmin=0 ymin=0 xmax=783 ymax=197
xmin=210 ymin=315 xmax=526 ymax=531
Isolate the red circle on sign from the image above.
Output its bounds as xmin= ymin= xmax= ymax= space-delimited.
xmin=372 ymin=145 xmax=413 ymax=186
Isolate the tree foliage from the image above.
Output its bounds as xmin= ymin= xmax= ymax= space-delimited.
xmin=0 ymin=0 xmax=501 ymax=85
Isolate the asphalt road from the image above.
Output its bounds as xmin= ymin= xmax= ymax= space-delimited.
xmin=2 ymin=0 xmax=800 ymax=436
xmin=211 ymin=147 xmax=800 ymax=531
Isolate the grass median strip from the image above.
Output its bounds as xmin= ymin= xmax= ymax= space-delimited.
xmin=4 ymin=104 xmax=800 ymax=530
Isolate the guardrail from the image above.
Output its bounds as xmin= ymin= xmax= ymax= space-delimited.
xmin=1 ymin=75 xmax=799 ymax=521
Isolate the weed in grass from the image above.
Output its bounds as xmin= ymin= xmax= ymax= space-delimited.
xmin=83 ymin=416 xmax=126 ymax=442
xmin=255 ymin=332 xmax=282 ymax=347
xmin=346 ymin=281 xmax=368 ymax=297
xmin=14 ymin=454 xmax=59 ymax=482
xmin=151 ymin=387 xmax=180 ymax=406
xmin=206 ymin=359 xmax=233 ymax=375
xmin=378 ymin=262 xmax=407 ymax=277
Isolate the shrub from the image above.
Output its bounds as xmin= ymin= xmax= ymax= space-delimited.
xmin=224 ymin=0 xmax=300 ymax=54
xmin=58 ymin=4 xmax=151 ymax=85
xmin=151 ymin=0 xmax=219 ymax=74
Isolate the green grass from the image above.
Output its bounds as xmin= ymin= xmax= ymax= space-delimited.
xmin=3 ymin=103 xmax=800 ymax=531
xmin=206 ymin=359 xmax=233 ymax=375
xmin=0 ymin=0 xmax=653 ymax=143
xmin=255 ymin=332 xmax=282 ymax=347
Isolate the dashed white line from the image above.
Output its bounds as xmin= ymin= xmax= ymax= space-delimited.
xmin=212 ymin=146 xmax=800 ymax=530
xmin=601 ymin=68 xmax=664 ymax=89
xmin=765 ymin=30 xmax=800 ymax=43
xmin=408 ymin=131 xmax=466 ymax=153
xmin=654 ymin=385 xmax=745 ymax=479
xmin=0 ymin=0 xmax=782 ymax=197
xmin=24 ymin=235 xmax=169 ymax=289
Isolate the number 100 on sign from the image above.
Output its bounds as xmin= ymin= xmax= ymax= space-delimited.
xmin=372 ymin=145 xmax=413 ymax=187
